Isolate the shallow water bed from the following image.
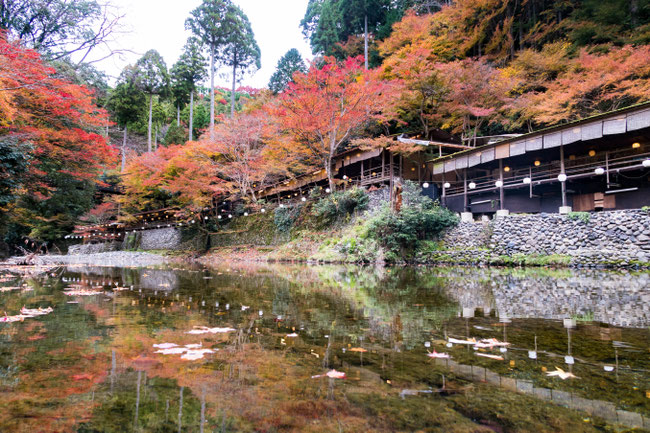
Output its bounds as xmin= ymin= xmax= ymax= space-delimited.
xmin=0 ymin=264 xmax=648 ymax=432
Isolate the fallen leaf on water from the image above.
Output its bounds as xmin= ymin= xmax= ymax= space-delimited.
xmin=546 ymin=367 xmax=579 ymax=380
xmin=349 ymin=347 xmax=367 ymax=353
xmin=427 ymin=351 xmax=450 ymax=359
xmin=312 ymin=369 xmax=346 ymax=379
xmin=475 ymin=353 xmax=504 ymax=361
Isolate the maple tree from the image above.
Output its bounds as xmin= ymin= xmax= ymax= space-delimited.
xmin=273 ymin=56 xmax=394 ymax=191
xmin=0 ymin=32 xmax=116 ymax=242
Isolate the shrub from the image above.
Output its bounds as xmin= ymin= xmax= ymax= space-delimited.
xmin=312 ymin=186 xmax=369 ymax=225
xmin=367 ymin=181 xmax=458 ymax=261
xmin=567 ymin=211 xmax=590 ymax=224
xmin=274 ymin=205 xmax=301 ymax=233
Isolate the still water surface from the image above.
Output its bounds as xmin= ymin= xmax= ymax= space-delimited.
xmin=0 ymin=263 xmax=648 ymax=432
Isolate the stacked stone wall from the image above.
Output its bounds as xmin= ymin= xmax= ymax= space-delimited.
xmin=440 ymin=209 xmax=650 ymax=266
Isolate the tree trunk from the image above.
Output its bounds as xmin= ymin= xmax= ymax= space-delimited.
xmin=364 ymin=14 xmax=369 ymax=70
xmin=326 ymin=156 xmax=334 ymax=192
xmin=210 ymin=47 xmax=215 ymax=137
xmin=177 ymin=105 xmax=180 ymax=126
xmin=154 ymin=127 xmax=158 ymax=151
xmin=147 ymin=94 xmax=153 ymax=152
xmin=630 ymin=0 xmax=638 ymax=26
xmin=121 ymin=126 xmax=127 ymax=172
xmin=189 ymin=90 xmax=194 ymax=142
xmin=231 ymin=61 xmax=237 ymax=118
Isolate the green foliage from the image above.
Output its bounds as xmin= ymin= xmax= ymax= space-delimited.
xmin=274 ymin=205 xmax=302 ymax=233
xmin=367 ymin=181 xmax=458 ymax=261
xmin=642 ymin=206 xmax=650 ymax=213
xmin=268 ymin=48 xmax=307 ymax=93
xmin=312 ymin=187 xmax=369 ymax=226
xmin=134 ymin=50 xmax=170 ymax=96
xmin=164 ymin=123 xmax=187 ymax=145
xmin=567 ymin=211 xmax=591 ymax=224
xmin=0 ymin=137 xmax=30 ymax=207
xmin=170 ymin=37 xmax=207 ymax=107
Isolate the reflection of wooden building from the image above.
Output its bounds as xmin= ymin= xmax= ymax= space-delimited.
xmin=427 ymin=102 xmax=650 ymax=216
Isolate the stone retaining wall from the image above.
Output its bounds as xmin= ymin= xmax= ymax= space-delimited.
xmin=439 ymin=209 xmax=650 ymax=267
xmin=68 ymin=242 xmax=121 ymax=255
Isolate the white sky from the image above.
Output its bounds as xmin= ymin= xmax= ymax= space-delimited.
xmin=90 ymin=0 xmax=314 ymax=89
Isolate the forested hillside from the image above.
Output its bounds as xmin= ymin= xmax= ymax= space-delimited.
xmin=0 ymin=0 xmax=648 ymax=251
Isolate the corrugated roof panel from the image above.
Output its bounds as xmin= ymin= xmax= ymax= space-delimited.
xmin=626 ymin=109 xmax=650 ymax=131
xmin=562 ymin=127 xmax=582 ymax=145
xmin=603 ymin=116 xmax=626 ymax=135
xmin=581 ymin=121 xmax=603 ymax=141
xmin=525 ymin=136 xmax=543 ymax=151
xmin=468 ymin=152 xmax=481 ymax=167
xmin=543 ymin=132 xmax=562 ymax=148
xmin=509 ymin=140 xmax=526 ymax=156
xmin=481 ymin=148 xmax=495 ymax=163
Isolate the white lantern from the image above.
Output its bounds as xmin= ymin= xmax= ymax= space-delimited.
xmin=279 ymin=204 xmax=284 ymax=208
xmin=228 ymin=214 xmax=232 ymax=218
xmin=523 ymin=177 xmax=531 ymax=184
xmin=594 ymin=167 xmax=605 ymax=175
xmin=468 ymin=182 xmax=476 ymax=189
xmin=218 ymin=215 xmax=222 ymax=219
xmin=495 ymin=180 xmax=503 ymax=188
xmin=643 ymin=159 xmax=650 ymax=168
xmin=422 ymin=182 xmax=429 ymax=188
xmin=191 ymin=220 xmax=195 ymax=224
xmin=301 ymin=197 xmax=306 ymax=202
xmin=204 ymin=216 xmax=208 ymax=220
xmin=443 ymin=182 xmax=451 ymax=188
xmin=325 ymin=188 xmax=331 ymax=193
xmin=558 ymin=173 xmax=567 ymax=182
xmin=343 ymin=175 xmax=348 ymax=180
xmin=261 ymin=208 xmax=266 ymax=213
xmin=244 ymin=212 xmax=248 ymax=216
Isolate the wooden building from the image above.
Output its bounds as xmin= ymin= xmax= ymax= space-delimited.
xmin=426 ymin=102 xmax=650 ymax=217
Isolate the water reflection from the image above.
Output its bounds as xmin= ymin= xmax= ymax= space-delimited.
xmin=0 ymin=263 xmax=648 ymax=432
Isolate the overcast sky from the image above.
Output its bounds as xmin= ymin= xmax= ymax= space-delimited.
xmin=90 ymin=0 xmax=313 ymax=89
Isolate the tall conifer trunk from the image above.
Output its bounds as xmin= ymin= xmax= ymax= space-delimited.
xmin=210 ymin=47 xmax=215 ymax=137
xmin=231 ymin=58 xmax=237 ymax=118
xmin=147 ymin=94 xmax=153 ymax=152
xmin=364 ymin=15 xmax=368 ymax=70
xmin=189 ymin=91 xmax=194 ymax=141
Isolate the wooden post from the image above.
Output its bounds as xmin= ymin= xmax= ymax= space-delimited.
xmin=441 ymin=174 xmax=447 ymax=207
xmin=463 ymin=170 xmax=468 ymax=211
xmin=529 ymin=166 xmax=533 ymax=198
xmin=605 ymin=151 xmax=610 ymax=189
xmin=389 ymin=151 xmax=394 ymax=203
xmin=381 ymin=150 xmax=385 ymax=182
xmin=499 ymin=160 xmax=505 ymax=210
xmin=560 ymin=145 xmax=566 ymax=207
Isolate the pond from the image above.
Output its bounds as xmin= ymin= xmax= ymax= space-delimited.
xmin=0 ymin=263 xmax=648 ymax=432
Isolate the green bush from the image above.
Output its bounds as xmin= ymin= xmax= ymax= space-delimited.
xmin=567 ymin=211 xmax=590 ymax=224
xmin=312 ymin=186 xmax=369 ymax=225
xmin=367 ymin=181 xmax=458 ymax=261
xmin=274 ymin=205 xmax=301 ymax=233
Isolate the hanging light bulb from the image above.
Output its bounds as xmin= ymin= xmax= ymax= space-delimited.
xmin=504 ymin=166 xmax=510 ymax=172
xmin=534 ymin=160 xmax=541 ymax=166
xmin=594 ymin=167 xmax=605 ymax=175
xmin=495 ymin=180 xmax=503 ymax=188
xmin=443 ymin=182 xmax=450 ymax=188
xmin=557 ymin=173 xmax=567 ymax=182
xmin=468 ymin=182 xmax=476 ymax=189
xmin=422 ymin=182 xmax=429 ymax=188
xmin=301 ymin=197 xmax=306 ymax=202
xmin=523 ymin=177 xmax=531 ymax=184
